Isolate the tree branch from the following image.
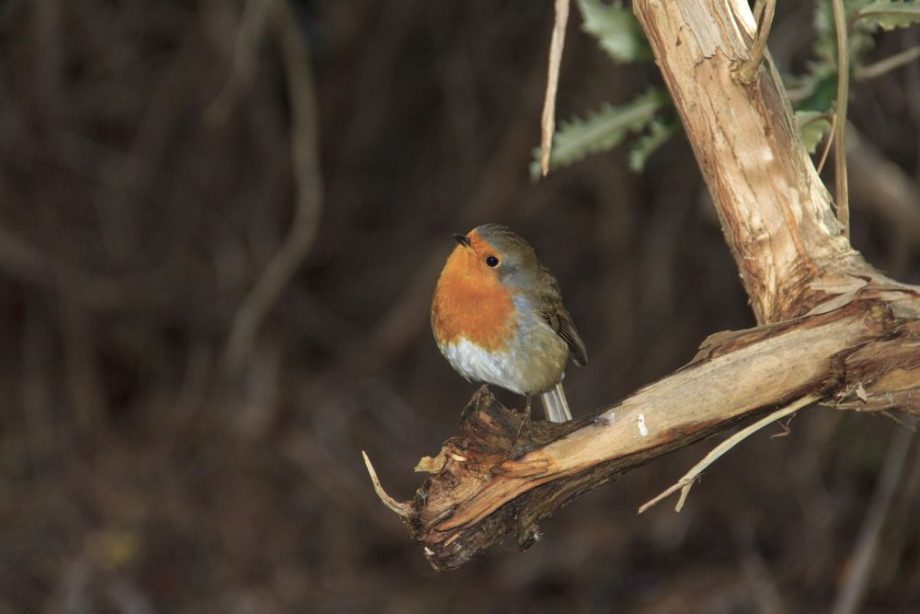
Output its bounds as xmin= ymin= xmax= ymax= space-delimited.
xmin=636 ymin=0 xmax=861 ymax=324
xmin=222 ymin=0 xmax=324 ymax=374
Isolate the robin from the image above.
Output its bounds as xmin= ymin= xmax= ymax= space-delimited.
xmin=431 ymin=224 xmax=586 ymax=423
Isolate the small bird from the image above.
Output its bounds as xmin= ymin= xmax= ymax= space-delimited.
xmin=431 ymin=224 xmax=586 ymax=422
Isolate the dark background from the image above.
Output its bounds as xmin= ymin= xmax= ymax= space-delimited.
xmin=1 ymin=1 xmax=919 ymax=612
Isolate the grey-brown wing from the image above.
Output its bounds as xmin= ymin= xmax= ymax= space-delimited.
xmin=537 ymin=268 xmax=587 ymax=366
xmin=542 ymin=307 xmax=587 ymax=366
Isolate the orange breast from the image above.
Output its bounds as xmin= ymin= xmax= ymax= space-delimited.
xmin=432 ymin=245 xmax=516 ymax=351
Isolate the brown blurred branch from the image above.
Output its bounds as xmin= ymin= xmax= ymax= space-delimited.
xmin=223 ymin=0 xmax=323 ymax=374
xmin=855 ymin=45 xmax=920 ymax=81
xmin=206 ymin=0 xmax=271 ymax=124
xmin=847 ymin=126 xmax=920 ymax=246
xmin=0 ymin=227 xmax=127 ymax=310
xmin=365 ymin=0 xmax=920 ymax=570
xmin=831 ymin=417 xmax=917 ymax=614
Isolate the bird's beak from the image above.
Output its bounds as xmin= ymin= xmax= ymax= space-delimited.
xmin=453 ymin=233 xmax=472 ymax=248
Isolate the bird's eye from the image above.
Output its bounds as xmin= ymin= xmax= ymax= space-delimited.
xmin=485 ymin=255 xmax=499 ymax=267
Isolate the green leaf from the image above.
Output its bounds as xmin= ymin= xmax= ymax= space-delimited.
xmin=628 ymin=117 xmax=680 ymax=172
xmin=791 ymin=72 xmax=840 ymax=113
xmin=531 ymin=89 xmax=668 ymax=179
xmin=795 ymin=111 xmax=833 ymax=154
xmin=575 ymin=0 xmax=652 ymax=63
xmin=814 ymin=0 xmax=876 ymax=67
xmin=790 ymin=1 xmax=876 ymax=119
xmin=858 ymin=1 xmax=920 ymax=29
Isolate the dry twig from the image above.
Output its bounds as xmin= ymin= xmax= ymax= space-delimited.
xmin=539 ymin=0 xmax=570 ymax=177
xmin=737 ymin=0 xmax=776 ymax=84
xmin=638 ymin=394 xmax=821 ymax=513
xmin=831 ymin=0 xmax=850 ymax=237
xmin=816 ymin=111 xmax=838 ymax=175
xmin=362 ymin=451 xmax=411 ymax=518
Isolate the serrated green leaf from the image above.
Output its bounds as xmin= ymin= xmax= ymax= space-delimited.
xmin=858 ymin=1 xmax=920 ymax=29
xmin=790 ymin=1 xmax=877 ymax=118
xmin=531 ymin=89 xmax=668 ymax=179
xmin=795 ymin=111 xmax=833 ymax=154
xmin=814 ymin=0 xmax=876 ymax=66
xmin=628 ymin=118 xmax=680 ymax=172
xmin=576 ymin=0 xmax=652 ymax=63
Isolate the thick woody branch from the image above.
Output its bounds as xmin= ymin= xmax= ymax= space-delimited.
xmin=371 ymin=288 xmax=919 ymax=570
xmin=635 ymin=0 xmax=860 ymax=323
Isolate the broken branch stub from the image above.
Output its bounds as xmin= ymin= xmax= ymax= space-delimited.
xmin=365 ymin=387 xmax=578 ymax=570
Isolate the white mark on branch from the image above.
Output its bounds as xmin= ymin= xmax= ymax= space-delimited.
xmin=754 ymin=145 xmax=775 ymax=165
xmin=855 ymin=383 xmax=868 ymax=403
xmin=637 ymin=413 xmax=649 ymax=437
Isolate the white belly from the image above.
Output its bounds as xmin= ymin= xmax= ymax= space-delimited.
xmin=441 ymin=338 xmax=525 ymax=394
xmin=438 ymin=331 xmax=566 ymax=396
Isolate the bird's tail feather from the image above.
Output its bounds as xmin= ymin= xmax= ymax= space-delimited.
xmin=540 ymin=382 xmax=573 ymax=423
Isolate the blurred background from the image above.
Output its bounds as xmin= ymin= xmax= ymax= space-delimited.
xmin=1 ymin=1 xmax=919 ymax=612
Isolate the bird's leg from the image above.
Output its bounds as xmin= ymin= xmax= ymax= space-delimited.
xmin=510 ymin=396 xmax=531 ymax=444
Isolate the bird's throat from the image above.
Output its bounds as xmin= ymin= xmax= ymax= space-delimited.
xmin=432 ymin=249 xmax=516 ymax=351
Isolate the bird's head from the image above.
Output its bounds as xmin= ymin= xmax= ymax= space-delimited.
xmin=447 ymin=224 xmax=539 ymax=289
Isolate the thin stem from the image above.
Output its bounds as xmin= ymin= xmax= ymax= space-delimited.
xmin=223 ymin=0 xmax=324 ymax=374
xmin=832 ymin=0 xmax=850 ymax=237
xmin=856 ymin=45 xmax=920 ymax=81
xmin=816 ymin=111 xmax=838 ymax=175
xmin=363 ymin=451 xmax=411 ymax=518
xmin=738 ymin=0 xmax=776 ymax=84
xmin=539 ymin=0 xmax=570 ymax=177
xmin=639 ymin=394 xmax=821 ymax=514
